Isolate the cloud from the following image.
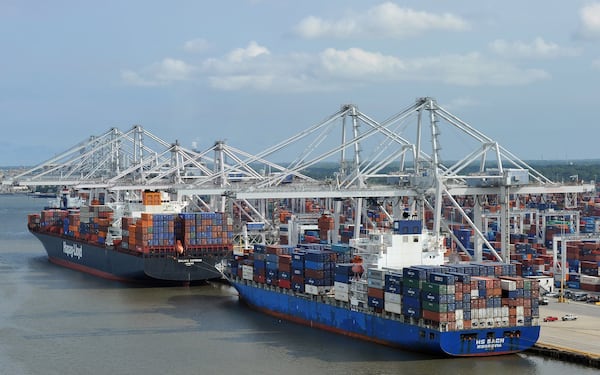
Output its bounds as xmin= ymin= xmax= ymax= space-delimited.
xmin=121 ymin=58 xmax=195 ymax=86
xmin=122 ymin=44 xmax=548 ymax=91
xmin=201 ymin=43 xmax=323 ymax=92
xmin=577 ymin=3 xmax=600 ymax=39
xmin=183 ymin=38 xmax=210 ymax=53
xmin=226 ymin=41 xmax=270 ymax=62
xmin=489 ymin=38 xmax=580 ymax=59
xmin=441 ymin=97 xmax=479 ymax=112
xmin=318 ymin=49 xmax=548 ymax=86
xmin=432 ymin=53 xmax=549 ymax=86
xmin=319 ymin=48 xmax=406 ymax=77
xmin=294 ymin=2 xmax=468 ymax=39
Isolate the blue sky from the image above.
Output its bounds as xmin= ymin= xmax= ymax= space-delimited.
xmin=1 ymin=1 xmax=600 ymax=166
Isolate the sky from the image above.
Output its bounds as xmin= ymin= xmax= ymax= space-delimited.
xmin=2 ymin=1 xmax=600 ymax=167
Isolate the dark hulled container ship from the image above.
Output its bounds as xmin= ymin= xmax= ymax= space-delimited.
xmin=227 ymin=219 xmax=541 ymax=356
xmin=28 ymin=190 xmax=233 ymax=284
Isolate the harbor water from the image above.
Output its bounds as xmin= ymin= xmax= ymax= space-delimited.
xmin=0 ymin=194 xmax=596 ymax=375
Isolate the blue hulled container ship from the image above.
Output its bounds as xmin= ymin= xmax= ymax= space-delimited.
xmin=227 ymin=218 xmax=541 ymax=356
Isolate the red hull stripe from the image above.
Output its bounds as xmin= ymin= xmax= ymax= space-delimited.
xmin=48 ymin=256 xmax=137 ymax=283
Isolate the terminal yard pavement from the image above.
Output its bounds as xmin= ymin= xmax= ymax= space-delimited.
xmin=535 ymin=297 xmax=600 ymax=364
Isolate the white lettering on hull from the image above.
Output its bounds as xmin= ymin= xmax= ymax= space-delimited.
xmin=63 ymin=242 xmax=83 ymax=259
xmin=475 ymin=337 xmax=505 ymax=350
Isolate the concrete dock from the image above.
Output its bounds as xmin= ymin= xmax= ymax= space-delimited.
xmin=531 ymin=297 xmax=600 ymax=367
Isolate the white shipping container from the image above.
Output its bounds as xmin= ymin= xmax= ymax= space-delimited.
xmin=334 ymin=281 xmax=350 ymax=294
xmin=516 ymin=306 xmax=524 ymax=316
xmin=446 ymin=285 xmax=456 ymax=294
xmin=501 ymin=279 xmax=517 ymax=291
xmin=455 ymin=320 xmax=464 ymax=330
xmin=367 ymin=267 xmax=386 ymax=280
xmin=351 ymin=280 xmax=368 ymax=292
xmin=335 ymin=290 xmax=349 ymax=302
xmin=305 ymin=284 xmax=322 ymax=295
xmin=493 ymin=307 xmax=501 ymax=318
xmin=516 ymin=315 xmax=525 ymax=326
xmin=384 ymin=292 xmax=401 ymax=304
xmin=350 ymin=291 xmax=367 ymax=302
xmin=384 ymin=302 xmax=402 ymax=314
xmin=471 ymin=289 xmax=479 ymax=298
xmin=580 ymin=274 xmax=600 ymax=285
xmin=242 ymin=265 xmax=253 ymax=280
xmin=501 ymin=306 xmax=509 ymax=317
xmin=455 ymin=309 xmax=464 ymax=321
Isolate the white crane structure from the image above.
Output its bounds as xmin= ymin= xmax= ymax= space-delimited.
xmin=5 ymin=98 xmax=595 ymax=262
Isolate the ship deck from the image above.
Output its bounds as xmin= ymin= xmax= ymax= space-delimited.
xmin=233 ymin=277 xmax=534 ymax=334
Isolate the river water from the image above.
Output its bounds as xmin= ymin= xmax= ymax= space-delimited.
xmin=0 ymin=194 xmax=596 ymax=375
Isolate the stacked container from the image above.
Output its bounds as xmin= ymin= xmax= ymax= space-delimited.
xmin=79 ymin=204 xmax=113 ymax=245
xmin=229 ymin=246 xmax=540 ymax=332
xmin=177 ymin=212 xmax=233 ymax=248
xmin=367 ymin=267 xmax=385 ymax=310
xmin=253 ymin=245 xmax=266 ymax=284
xmin=278 ymin=253 xmax=292 ymax=289
xmin=384 ymin=271 xmax=402 ymax=314
xmin=304 ymin=249 xmax=335 ymax=295
xmin=350 ymin=278 xmax=369 ymax=307
xmin=121 ymin=216 xmax=135 ymax=250
xmin=334 ymin=263 xmax=353 ymax=302
xmin=40 ymin=209 xmax=67 ymax=226
xmin=421 ymin=272 xmax=457 ymax=330
xmin=291 ymin=250 xmax=305 ymax=292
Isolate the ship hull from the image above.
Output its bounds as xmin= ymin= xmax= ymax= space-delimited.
xmin=32 ymin=232 xmax=225 ymax=283
xmin=231 ymin=279 xmax=541 ymax=357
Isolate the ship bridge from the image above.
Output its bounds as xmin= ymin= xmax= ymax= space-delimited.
xmin=7 ymin=98 xmax=595 ymax=263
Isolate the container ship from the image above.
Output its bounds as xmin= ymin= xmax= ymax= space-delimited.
xmin=27 ymin=189 xmax=233 ymax=283
xmin=227 ymin=217 xmax=541 ymax=356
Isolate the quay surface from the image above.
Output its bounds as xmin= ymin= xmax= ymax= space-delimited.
xmin=531 ymin=297 xmax=600 ymax=367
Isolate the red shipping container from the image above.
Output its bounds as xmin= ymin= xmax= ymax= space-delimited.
xmin=367 ymin=287 xmax=384 ymax=299
xmin=278 ymin=280 xmax=291 ymax=289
